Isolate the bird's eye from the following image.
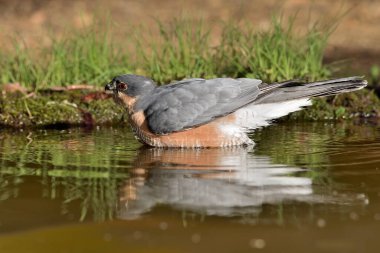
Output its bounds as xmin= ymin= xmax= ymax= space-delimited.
xmin=117 ymin=82 xmax=127 ymax=90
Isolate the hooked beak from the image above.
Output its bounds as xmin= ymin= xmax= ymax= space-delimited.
xmin=105 ymin=82 xmax=116 ymax=94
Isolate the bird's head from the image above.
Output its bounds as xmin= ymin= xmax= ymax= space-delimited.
xmin=105 ymin=74 xmax=157 ymax=97
xmin=105 ymin=74 xmax=157 ymax=111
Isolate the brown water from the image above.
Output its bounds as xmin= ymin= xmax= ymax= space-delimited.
xmin=0 ymin=122 xmax=379 ymax=253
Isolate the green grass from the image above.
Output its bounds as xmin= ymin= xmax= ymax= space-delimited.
xmin=216 ymin=17 xmax=332 ymax=82
xmin=136 ymin=18 xmax=216 ymax=84
xmin=0 ymin=16 xmax=332 ymax=89
xmin=1 ymin=24 xmax=131 ymax=90
xmin=138 ymin=16 xmax=331 ymax=83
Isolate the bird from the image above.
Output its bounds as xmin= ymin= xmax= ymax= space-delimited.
xmin=105 ymin=75 xmax=367 ymax=148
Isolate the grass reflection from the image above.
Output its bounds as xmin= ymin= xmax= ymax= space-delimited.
xmin=0 ymin=122 xmax=376 ymax=222
xmin=0 ymin=128 xmax=138 ymax=221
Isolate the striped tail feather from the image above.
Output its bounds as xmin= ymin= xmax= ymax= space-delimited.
xmin=255 ymin=76 xmax=367 ymax=104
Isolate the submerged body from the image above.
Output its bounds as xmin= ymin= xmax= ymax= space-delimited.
xmin=105 ymin=75 xmax=367 ymax=148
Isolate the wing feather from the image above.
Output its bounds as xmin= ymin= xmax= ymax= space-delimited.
xmin=137 ymin=78 xmax=261 ymax=134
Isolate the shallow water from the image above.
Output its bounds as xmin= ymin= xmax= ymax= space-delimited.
xmin=0 ymin=122 xmax=379 ymax=252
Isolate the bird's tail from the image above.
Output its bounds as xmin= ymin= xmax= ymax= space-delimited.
xmin=254 ymin=76 xmax=367 ymax=104
xmin=234 ymin=76 xmax=367 ymax=130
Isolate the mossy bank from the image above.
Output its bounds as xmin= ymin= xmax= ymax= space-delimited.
xmin=0 ymin=90 xmax=127 ymax=128
xmin=0 ymin=88 xmax=378 ymax=129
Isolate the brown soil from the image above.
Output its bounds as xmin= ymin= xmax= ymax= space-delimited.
xmin=0 ymin=0 xmax=379 ymax=71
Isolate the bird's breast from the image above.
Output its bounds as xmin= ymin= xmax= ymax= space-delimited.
xmin=128 ymin=111 xmax=252 ymax=148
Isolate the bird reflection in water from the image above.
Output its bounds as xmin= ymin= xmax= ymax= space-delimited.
xmin=118 ymin=147 xmax=329 ymax=220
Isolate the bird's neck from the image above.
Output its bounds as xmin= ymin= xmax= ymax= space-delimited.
xmin=113 ymin=92 xmax=137 ymax=114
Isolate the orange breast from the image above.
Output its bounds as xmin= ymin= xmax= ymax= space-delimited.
xmin=129 ymin=111 xmax=244 ymax=148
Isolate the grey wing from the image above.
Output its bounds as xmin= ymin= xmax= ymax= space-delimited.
xmin=142 ymin=78 xmax=262 ymax=134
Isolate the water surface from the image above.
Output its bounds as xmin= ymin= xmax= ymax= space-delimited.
xmin=0 ymin=122 xmax=379 ymax=252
